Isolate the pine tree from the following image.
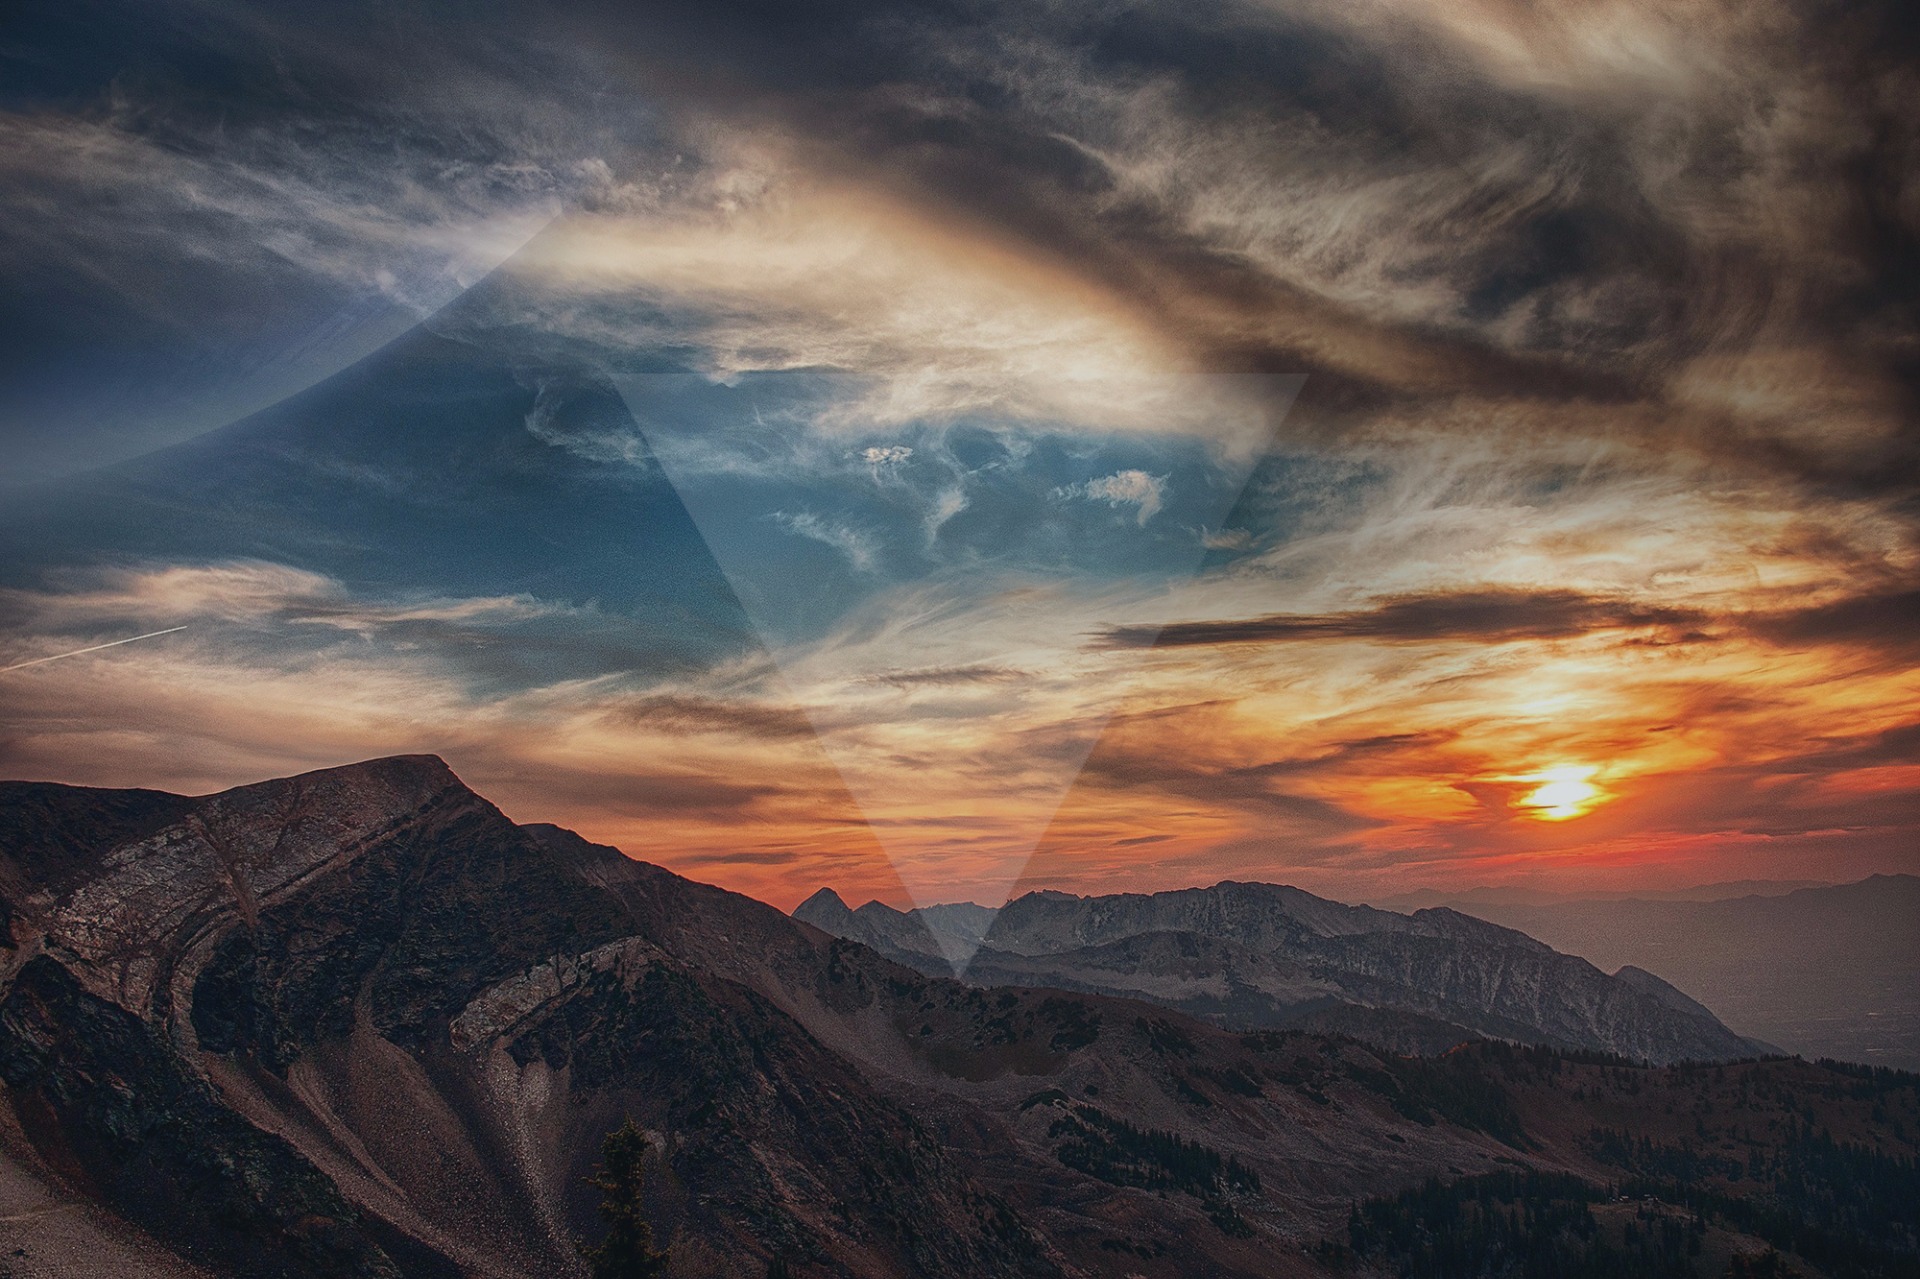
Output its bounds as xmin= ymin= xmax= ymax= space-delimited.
xmin=579 ymin=1119 xmax=668 ymax=1279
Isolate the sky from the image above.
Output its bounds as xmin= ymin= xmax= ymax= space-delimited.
xmin=1 ymin=0 xmax=1917 ymax=911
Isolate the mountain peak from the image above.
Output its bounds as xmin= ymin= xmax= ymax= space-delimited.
xmin=274 ymin=753 xmax=462 ymax=793
xmin=794 ymin=887 xmax=853 ymax=927
xmin=3 ymin=754 xmax=506 ymax=1012
xmin=1613 ymin=964 xmax=1721 ymax=1024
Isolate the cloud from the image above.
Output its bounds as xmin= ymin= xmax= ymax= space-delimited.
xmin=1089 ymin=581 xmax=1920 ymax=665
xmin=767 ymin=511 xmax=881 ymax=572
xmin=1056 ymin=469 xmax=1168 ymax=525
xmin=861 ymin=665 xmax=1026 ymax=688
xmin=0 ymin=113 xmax=559 ymax=319
xmin=0 ymin=561 xmax=702 ymax=695
xmin=606 ymin=692 xmax=817 ymax=740
xmin=925 ymin=485 xmax=970 ymax=545
xmin=1068 ymin=705 xmax=1388 ymax=834
xmin=1095 ymin=588 xmax=1710 ymax=649
xmin=1748 ymin=589 xmax=1920 ymax=657
xmin=1 ymin=561 xmax=562 ymax=634
xmin=484 ymin=175 xmax=1281 ymax=455
xmin=555 ymin=0 xmax=1917 ymax=499
xmin=1201 ymin=528 xmax=1253 ymax=551
xmin=524 ymin=382 xmax=657 ymax=466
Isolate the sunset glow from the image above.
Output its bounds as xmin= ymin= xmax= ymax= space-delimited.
xmin=1517 ymin=767 xmax=1605 ymax=822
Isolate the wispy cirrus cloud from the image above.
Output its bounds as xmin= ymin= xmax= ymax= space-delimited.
xmin=767 ymin=511 xmax=882 ymax=573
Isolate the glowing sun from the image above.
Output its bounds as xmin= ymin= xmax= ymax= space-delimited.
xmin=1516 ymin=765 xmax=1604 ymax=821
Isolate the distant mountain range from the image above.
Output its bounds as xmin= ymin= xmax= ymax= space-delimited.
xmin=1369 ymin=880 xmax=1834 ymax=910
xmin=794 ymin=883 xmax=1771 ymax=1064
xmin=1401 ymin=878 xmax=1920 ymax=1071
xmin=1 ymin=757 xmax=1913 ymax=1278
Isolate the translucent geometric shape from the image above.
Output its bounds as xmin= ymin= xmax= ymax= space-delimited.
xmin=613 ymin=372 xmax=1303 ymax=962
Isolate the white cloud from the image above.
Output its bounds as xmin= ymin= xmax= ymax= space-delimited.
xmin=926 ymin=485 xmax=971 ymax=545
xmin=861 ymin=444 xmax=915 ymax=483
xmin=767 ymin=512 xmax=881 ymax=572
xmin=524 ymin=384 xmax=654 ymax=466
xmin=1 ymin=561 xmax=577 ymax=637
xmin=1056 ymin=470 xmax=1169 ymax=525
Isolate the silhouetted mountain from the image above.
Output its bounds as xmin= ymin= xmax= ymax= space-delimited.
xmin=798 ymin=883 xmax=1768 ymax=1064
xmin=2 ymin=759 xmax=1913 ymax=1278
xmin=1424 ymin=877 xmax=1920 ymax=1070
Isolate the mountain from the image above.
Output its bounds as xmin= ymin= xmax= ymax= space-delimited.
xmin=2 ymin=758 xmax=1914 ymax=1279
xmin=795 ymin=884 xmax=1769 ymax=1065
xmin=0 ymin=758 xmax=1057 ymax=1278
xmin=1416 ymin=878 xmax=1920 ymax=1071
xmin=1369 ymin=880 xmax=1833 ymax=911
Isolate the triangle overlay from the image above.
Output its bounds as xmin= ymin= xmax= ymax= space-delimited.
xmin=612 ymin=372 xmax=1303 ymax=965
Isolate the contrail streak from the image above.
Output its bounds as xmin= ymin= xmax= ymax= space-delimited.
xmin=0 ymin=626 xmax=189 ymax=674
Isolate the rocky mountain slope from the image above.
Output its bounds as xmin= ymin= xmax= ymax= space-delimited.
xmin=0 ymin=758 xmax=1909 ymax=1279
xmin=794 ymin=884 xmax=1768 ymax=1064
xmin=1415 ymin=878 xmax=1920 ymax=1071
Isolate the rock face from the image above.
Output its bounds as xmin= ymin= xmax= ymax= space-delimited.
xmin=0 ymin=757 xmax=1851 ymax=1279
xmin=796 ymin=882 xmax=1768 ymax=1064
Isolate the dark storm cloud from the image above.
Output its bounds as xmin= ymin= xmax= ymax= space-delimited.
xmin=573 ymin=0 xmax=1660 ymax=372
xmin=1785 ymin=719 xmax=1920 ymax=772
xmin=1095 ymin=589 xmax=1708 ymax=649
xmin=1093 ymin=586 xmax=1920 ymax=665
xmin=1748 ymin=588 xmax=1920 ymax=656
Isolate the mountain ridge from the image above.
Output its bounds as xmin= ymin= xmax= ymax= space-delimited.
xmin=1414 ymin=876 xmax=1920 ymax=1069
xmin=793 ymin=879 xmax=1767 ymax=1064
